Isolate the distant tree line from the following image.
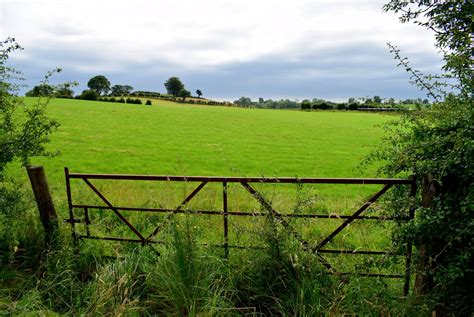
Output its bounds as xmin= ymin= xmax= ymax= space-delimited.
xmin=25 ymin=83 xmax=75 ymax=98
xmin=233 ymin=96 xmax=429 ymax=111
xmin=24 ymin=75 xmax=207 ymax=104
xmin=26 ymin=77 xmax=430 ymax=111
xmin=233 ymin=97 xmax=301 ymax=109
xmin=231 ymin=96 xmax=431 ymax=111
xmin=347 ymin=96 xmax=430 ymax=106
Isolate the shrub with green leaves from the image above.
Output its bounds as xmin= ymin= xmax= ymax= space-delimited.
xmin=300 ymin=100 xmax=311 ymax=110
xmin=0 ymin=38 xmax=61 ymax=262
xmin=348 ymin=103 xmax=358 ymax=110
xmin=373 ymin=2 xmax=474 ymax=314
xmin=80 ymin=89 xmax=98 ymax=101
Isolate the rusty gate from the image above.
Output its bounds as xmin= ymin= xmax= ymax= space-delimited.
xmin=64 ymin=168 xmax=416 ymax=295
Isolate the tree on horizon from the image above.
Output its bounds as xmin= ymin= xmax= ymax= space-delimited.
xmin=164 ymin=77 xmax=184 ymax=96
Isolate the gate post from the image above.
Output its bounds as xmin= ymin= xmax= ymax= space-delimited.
xmin=414 ymin=174 xmax=439 ymax=295
xmin=27 ymin=165 xmax=58 ymax=246
xmin=403 ymin=176 xmax=417 ymax=296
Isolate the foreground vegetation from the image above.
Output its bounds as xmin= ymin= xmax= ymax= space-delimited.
xmin=2 ymin=221 xmax=428 ymax=316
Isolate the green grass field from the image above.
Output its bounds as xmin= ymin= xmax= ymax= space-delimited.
xmin=14 ymin=98 xmax=401 ymax=221
xmin=21 ymin=97 xmax=393 ymax=184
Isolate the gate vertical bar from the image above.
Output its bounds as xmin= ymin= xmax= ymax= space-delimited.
xmin=84 ymin=207 xmax=91 ymax=236
xmin=223 ymin=181 xmax=229 ymax=259
xmin=65 ymin=167 xmax=78 ymax=244
xmin=403 ymin=176 xmax=417 ymax=296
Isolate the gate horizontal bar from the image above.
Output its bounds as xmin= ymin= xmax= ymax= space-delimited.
xmin=78 ymin=235 xmax=151 ymax=243
xmin=328 ymin=272 xmax=404 ymax=278
xmin=213 ymin=245 xmax=403 ymax=255
xmin=68 ymin=173 xmax=412 ymax=184
xmin=318 ymin=249 xmax=403 ymax=255
xmin=70 ymin=205 xmax=409 ymax=221
xmin=78 ymin=235 xmax=167 ymax=245
xmin=77 ymin=235 xmax=402 ymax=256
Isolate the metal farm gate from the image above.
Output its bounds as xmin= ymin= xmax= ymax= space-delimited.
xmin=64 ymin=168 xmax=416 ymax=295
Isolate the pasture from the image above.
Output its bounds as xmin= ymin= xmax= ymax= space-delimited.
xmin=20 ymin=97 xmax=392 ymax=187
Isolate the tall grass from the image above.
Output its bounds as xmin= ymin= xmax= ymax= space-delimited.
xmin=143 ymin=219 xmax=229 ymax=315
xmin=1 ymin=225 xmax=431 ymax=316
xmin=1 ymin=182 xmax=433 ymax=316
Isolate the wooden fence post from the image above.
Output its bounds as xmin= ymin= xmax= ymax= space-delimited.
xmin=414 ymin=174 xmax=439 ymax=295
xmin=27 ymin=166 xmax=58 ymax=245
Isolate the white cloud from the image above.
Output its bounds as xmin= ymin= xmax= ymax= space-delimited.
xmin=1 ymin=0 xmax=438 ymax=72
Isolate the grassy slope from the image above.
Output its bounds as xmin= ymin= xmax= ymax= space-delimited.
xmin=14 ymin=97 xmax=397 ymax=221
xmin=26 ymin=98 xmax=390 ymax=178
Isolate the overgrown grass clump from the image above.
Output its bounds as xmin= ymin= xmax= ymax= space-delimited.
xmin=1 ymin=210 xmax=433 ymax=316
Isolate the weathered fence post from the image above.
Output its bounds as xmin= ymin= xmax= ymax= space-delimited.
xmin=414 ymin=174 xmax=439 ymax=296
xmin=27 ymin=165 xmax=58 ymax=245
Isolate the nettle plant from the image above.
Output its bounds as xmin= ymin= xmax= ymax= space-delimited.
xmin=371 ymin=1 xmax=473 ymax=314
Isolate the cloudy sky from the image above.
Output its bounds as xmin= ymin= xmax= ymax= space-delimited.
xmin=1 ymin=0 xmax=442 ymax=101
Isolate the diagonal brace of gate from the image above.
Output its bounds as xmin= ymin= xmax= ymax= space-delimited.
xmin=240 ymin=181 xmax=335 ymax=272
xmin=312 ymin=183 xmax=393 ymax=253
xmin=146 ymin=181 xmax=208 ymax=240
xmin=83 ymin=178 xmax=146 ymax=243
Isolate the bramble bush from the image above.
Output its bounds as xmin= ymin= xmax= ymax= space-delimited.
xmin=371 ymin=2 xmax=474 ymax=314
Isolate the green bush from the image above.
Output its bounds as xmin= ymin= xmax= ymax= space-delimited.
xmin=178 ymin=89 xmax=191 ymax=99
xmin=300 ymin=100 xmax=311 ymax=110
xmin=55 ymin=86 xmax=74 ymax=99
xmin=80 ymin=90 xmax=99 ymax=101
xmin=25 ymin=84 xmax=55 ymax=97
xmin=348 ymin=103 xmax=359 ymax=110
xmin=377 ymin=2 xmax=474 ymax=314
xmin=1 ymin=38 xmax=60 ymax=263
xmin=0 ymin=182 xmax=43 ymax=264
xmin=145 ymin=100 xmax=152 ymax=105
xmin=312 ymin=102 xmax=333 ymax=110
